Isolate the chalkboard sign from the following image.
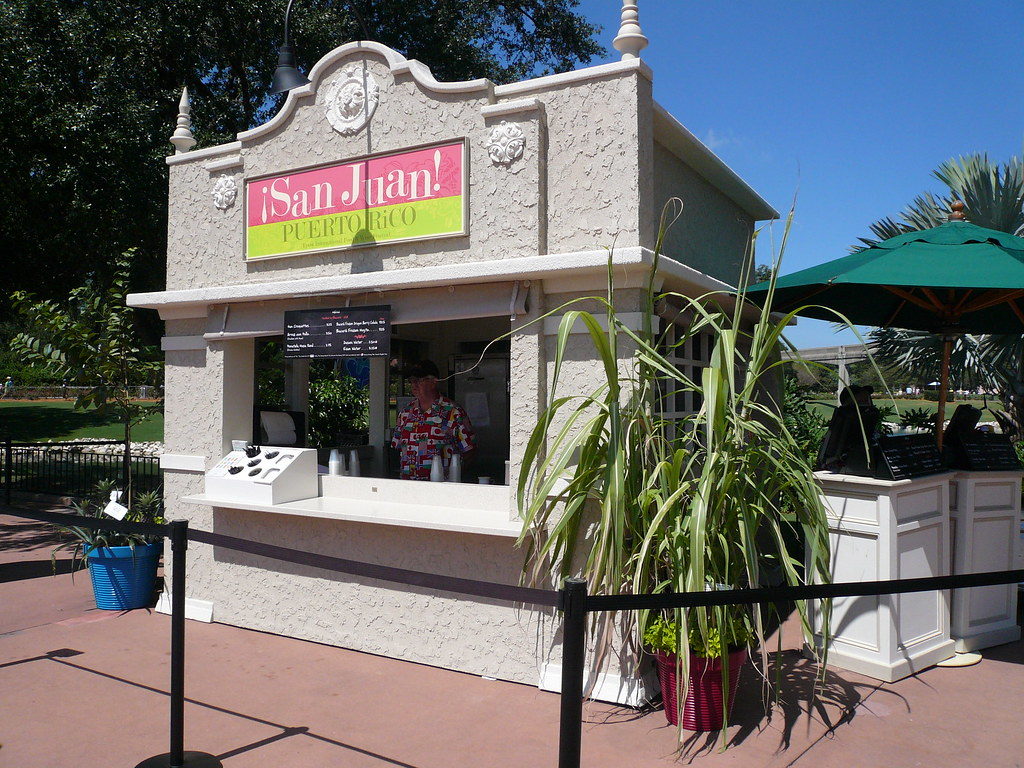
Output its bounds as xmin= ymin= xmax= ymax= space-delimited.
xmin=283 ymin=305 xmax=390 ymax=358
xmin=950 ymin=432 xmax=1022 ymax=472
xmin=875 ymin=434 xmax=945 ymax=481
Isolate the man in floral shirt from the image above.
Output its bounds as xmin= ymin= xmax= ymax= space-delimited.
xmin=391 ymin=360 xmax=475 ymax=480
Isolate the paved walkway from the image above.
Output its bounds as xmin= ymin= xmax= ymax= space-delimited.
xmin=2 ymin=503 xmax=1023 ymax=768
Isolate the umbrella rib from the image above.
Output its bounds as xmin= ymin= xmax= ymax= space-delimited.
xmin=883 ymin=299 xmax=908 ymax=327
xmin=920 ymin=287 xmax=951 ymax=314
xmin=882 ymin=286 xmax=939 ymax=313
xmin=960 ymin=289 xmax=1024 ymax=314
xmin=952 ymin=290 xmax=975 ymax=314
xmin=1008 ymin=299 xmax=1024 ymax=327
xmin=787 ymin=284 xmax=834 ymax=308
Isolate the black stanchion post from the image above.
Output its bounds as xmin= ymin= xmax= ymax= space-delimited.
xmin=557 ymin=578 xmax=587 ymax=768
xmin=4 ymin=436 xmax=11 ymax=506
xmin=169 ymin=519 xmax=188 ymax=766
xmin=136 ymin=520 xmax=222 ymax=768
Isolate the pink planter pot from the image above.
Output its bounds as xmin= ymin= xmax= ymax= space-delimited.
xmin=655 ymin=648 xmax=747 ymax=731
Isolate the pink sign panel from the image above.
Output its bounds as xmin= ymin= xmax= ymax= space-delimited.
xmin=245 ymin=140 xmax=466 ymax=260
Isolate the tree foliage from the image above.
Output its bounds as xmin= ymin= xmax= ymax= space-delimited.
xmin=857 ymin=154 xmax=1024 ymax=247
xmin=308 ymin=375 xmax=370 ymax=446
xmin=11 ymin=251 xmax=162 ymax=499
xmin=0 ymin=0 xmax=601 ymax=306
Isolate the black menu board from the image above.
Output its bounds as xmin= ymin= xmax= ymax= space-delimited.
xmin=954 ymin=432 xmax=1022 ymax=472
xmin=283 ymin=305 xmax=390 ymax=358
xmin=875 ymin=434 xmax=945 ymax=480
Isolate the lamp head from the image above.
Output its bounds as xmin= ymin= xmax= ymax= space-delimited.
xmin=269 ymin=43 xmax=310 ymax=95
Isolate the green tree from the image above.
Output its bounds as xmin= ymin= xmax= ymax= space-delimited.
xmin=857 ymin=154 xmax=1024 ymax=245
xmin=0 ymin=0 xmax=602 ymax=310
xmin=859 ymin=154 xmax=1024 ymax=432
xmin=11 ymin=252 xmax=162 ymax=501
xmin=781 ymin=371 xmax=828 ymax=466
xmin=308 ymin=375 xmax=370 ymax=446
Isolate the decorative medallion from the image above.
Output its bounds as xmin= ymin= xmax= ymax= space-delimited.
xmin=324 ymin=63 xmax=380 ymax=136
xmin=211 ymin=174 xmax=238 ymax=210
xmin=485 ymin=121 xmax=526 ymax=166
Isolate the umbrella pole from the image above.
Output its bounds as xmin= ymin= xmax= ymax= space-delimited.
xmin=936 ymin=336 xmax=953 ymax=451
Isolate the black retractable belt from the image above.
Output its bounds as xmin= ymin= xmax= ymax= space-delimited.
xmin=186 ymin=528 xmax=561 ymax=607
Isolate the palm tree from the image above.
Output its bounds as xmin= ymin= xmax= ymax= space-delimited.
xmin=859 ymin=154 xmax=1024 ymax=245
xmin=861 ymin=153 xmax=1024 ymax=433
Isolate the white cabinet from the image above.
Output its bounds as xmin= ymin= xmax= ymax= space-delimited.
xmin=809 ymin=472 xmax=956 ymax=682
xmin=949 ymin=471 xmax=1022 ymax=652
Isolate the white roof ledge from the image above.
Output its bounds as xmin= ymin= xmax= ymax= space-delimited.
xmin=127 ymin=248 xmax=733 ymax=314
xmin=653 ymin=101 xmax=778 ymax=222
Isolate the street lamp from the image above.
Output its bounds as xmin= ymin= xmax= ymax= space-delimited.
xmin=269 ymin=0 xmax=311 ymax=95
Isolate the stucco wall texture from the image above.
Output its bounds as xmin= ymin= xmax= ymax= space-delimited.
xmin=157 ymin=42 xmax=765 ymax=696
xmin=166 ymin=52 xmax=638 ymax=293
xmin=650 ymin=142 xmax=752 ymax=285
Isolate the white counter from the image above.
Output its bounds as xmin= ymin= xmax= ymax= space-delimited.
xmin=183 ymin=474 xmax=522 ymax=538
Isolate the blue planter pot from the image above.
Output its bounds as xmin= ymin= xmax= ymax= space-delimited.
xmin=86 ymin=542 xmax=163 ymax=610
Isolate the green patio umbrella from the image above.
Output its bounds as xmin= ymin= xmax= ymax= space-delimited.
xmin=748 ymin=203 xmax=1024 ymax=448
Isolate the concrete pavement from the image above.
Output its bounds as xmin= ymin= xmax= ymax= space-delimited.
xmin=2 ymin=504 xmax=1023 ymax=768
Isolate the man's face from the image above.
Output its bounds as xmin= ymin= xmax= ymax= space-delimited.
xmin=409 ymin=375 xmax=439 ymax=400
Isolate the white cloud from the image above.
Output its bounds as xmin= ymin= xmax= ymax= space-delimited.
xmin=704 ymin=128 xmax=735 ymax=151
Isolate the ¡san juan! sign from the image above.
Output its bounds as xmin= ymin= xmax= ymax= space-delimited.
xmin=245 ymin=139 xmax=467 ymax=261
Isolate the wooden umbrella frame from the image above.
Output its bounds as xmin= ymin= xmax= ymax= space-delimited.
xmin=880 ymin=285 xmax=1024 ymax=449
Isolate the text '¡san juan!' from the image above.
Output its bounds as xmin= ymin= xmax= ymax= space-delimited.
xmin=244 ymin=139 xmax=467 ymax=261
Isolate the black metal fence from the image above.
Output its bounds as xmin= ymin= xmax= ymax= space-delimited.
xmin=0 ymin=385 xmax=161 ymax=400
xmin=2 ymin=438 xmax=161 ymax=502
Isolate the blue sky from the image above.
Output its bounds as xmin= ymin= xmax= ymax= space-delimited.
xmin=575 ymin=0 xmax=1024 ymax=348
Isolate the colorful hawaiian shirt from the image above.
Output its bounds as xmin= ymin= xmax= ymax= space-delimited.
xmin=391 ymin=395 xmax=475 ymax=480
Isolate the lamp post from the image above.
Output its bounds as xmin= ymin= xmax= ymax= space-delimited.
xmin=269 ymin=0 xmax=312 ymax=95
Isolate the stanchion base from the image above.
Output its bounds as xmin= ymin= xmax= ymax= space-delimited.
xmin=935 ymin=651 xmax=983 ymax=668
xmin=135 ymin=751 xmax=223 ymax=768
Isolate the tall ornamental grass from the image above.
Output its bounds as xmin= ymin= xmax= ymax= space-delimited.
xmin=516 ymin=202 xmax=835 ymax=734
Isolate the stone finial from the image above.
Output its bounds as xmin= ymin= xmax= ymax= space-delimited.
xmin=949 ymin=199 xmax=967 ymax=221
xmin=612 ymin=1 xmax=649 ymax=61
xmin=169 ymin=87 xmax=196 ymax=154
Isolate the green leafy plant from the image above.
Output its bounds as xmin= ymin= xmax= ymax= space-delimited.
xmin=900 ymin=407 xmax=936 ymax=432
xmin=782 ymin=373 xmax=828 ymax=465
xmin=515 ymin=201 xmax=836 ymax=737
xmin=307 ymin=375 xmax=370 ymax=446
xmin=51 ymin=480 xmax=165 ymax=573
xmin=875 ymin=403 xmax=897 ymax=435
xmin=643 ymin=614 xmax=751 ymax=659
xmin=11 ymin=252 xmax=162 ymax=502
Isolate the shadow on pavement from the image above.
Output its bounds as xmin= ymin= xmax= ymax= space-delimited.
xmin=0 ymin=519 xmax=70 ymax=553
xmin=0 ymin=647 xmax=83 ymax=670
xmin=32 ymin=653 xmax=425 ymax=768
xmin=0 ymin=557 xmax=77 ymax=583
xmin=590 ymin=648 xmax=907 ymax=765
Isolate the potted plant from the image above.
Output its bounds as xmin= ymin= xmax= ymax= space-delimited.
xmin=52 ymin=480 xmax=165 ymax=610
xmin=516 ymin=201 xmax=837 ymax=741
xmin=643 ymin=613 xmax=750 ymax=730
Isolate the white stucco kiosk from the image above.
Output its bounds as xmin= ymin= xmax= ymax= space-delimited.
xmin=128 ymin=12 xmax=777 ymax=704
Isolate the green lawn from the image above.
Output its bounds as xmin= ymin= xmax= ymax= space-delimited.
xmin=809 ymin=397 xmax=1003 ymax=423
xmin=0 ymin=400 xmax=164 ymax=442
